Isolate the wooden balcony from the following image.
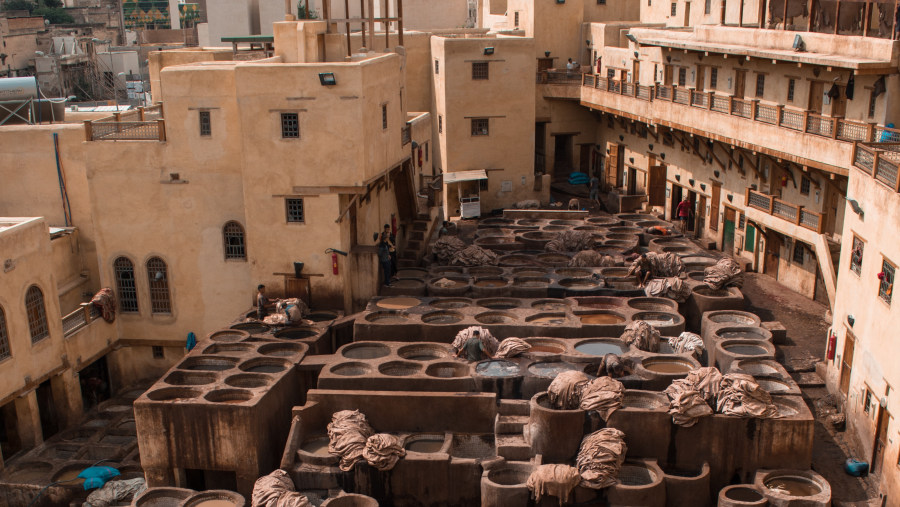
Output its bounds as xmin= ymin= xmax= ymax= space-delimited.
xmin=852 ymin=142 xmax=900 ymax=192
xmin=84 ymin=103 xmax=166 ymax=141
xmin=538 ymin=71 xmax=583 ymax=100
xmin=745 ymin=188 xmax=825 ymax=234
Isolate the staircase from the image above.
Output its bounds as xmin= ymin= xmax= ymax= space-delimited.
xmin=398 ymin=212 xmax=436 ymax=268
xmin=494 ymin=399 xmax=531 ymax=461
xmin=813 ymin=233 xmax=840 ymax=309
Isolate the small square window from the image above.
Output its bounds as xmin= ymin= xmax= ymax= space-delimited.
xmin=738 ymin=212 xmax=745 ymax=229
xmin=199 ymin=110 xmax=211 ymax=136
xmin=471 ymin=118 xmax=489 ymax=136
xmin=281 ymin=112 xmax=299 ymax=138
xmin=755 ymin=74 xmax=765 ymax=98
xmin=704 ymin=0 xmax=711 ymax=14
xmin=671 ymin=2 xmax=677 ymax=16
xmin=381 ymin=104 xmax=388 ymax=130
xmin=868 ymin=92 xmax=877 ymax=119
xmin=678 ymin=68 xmax=686 ymax=87
xmin=879 ymin=258 xmax=894 ymax=304
xmin=864 ymin=388 xmax=873 ymax=414
xmin=480 ymin=178 xmax=489 ymax=191
xmin=800 ymin=176 xmax=810 ymax=195
xmin=434 ymin=59 xmax=439 ymax=74
xmin=152 ymin=345 xmax=165 ymax=359
xmin=787 ymin=79 xmax=795 ymax=102
xmin=850 ymin=236 xmax=864 ymax=275
xmin=472 ymin=62 xmax=489 ymax=80
xmin=709 ymin=67 xmax=718 ymax=88
xmin=793 ymin=241 xmax=805 ymax=264
xmin=286 ymin=198 xmax=305 ymax=223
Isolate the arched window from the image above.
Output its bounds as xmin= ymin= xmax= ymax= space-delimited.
xmin=0 ymin=306 xmax=10 ymax=360
xmin=146 ymin=257 xmax=171 ymax=314
xmin=114 ymin=257 xmax=139 ymax=313
xmin=223 ymin=221 xmax=246 ymax=260
xmin=25 ymin=285 xmax=49 ymax=343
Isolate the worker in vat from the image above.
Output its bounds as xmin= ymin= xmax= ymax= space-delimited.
xmin=456 ymin=329 xmax=494 ymax=362
xmin=627 ymin=253 xmax=653 ymax=288
xmin=256 ymin=284 xmax=279 ymax=320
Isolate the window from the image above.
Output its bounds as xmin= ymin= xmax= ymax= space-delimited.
xmin=597 ymin=0 xmax=606 ymax=4
xmin=800 ymin=176 xmax=810 ymax=195
xmin=0 ymin=306 xmax=10 ymax=360
xmin=472 ymin=62 xmax=489 ymax=80
xmin=146 ymin=257 xmax=172 ymax=314
xmin=152 ymin=346 xmax=164 ymax=359
xmin=850 ymin=236 xmax=864 ymax=275
xmin=792 ymin=241 xmax=805 ymax=264
xmin=677 ymin=67 xmax=686 ymax=87
xmin=381 ymin=104 xmax=388 ymax=130
xmin=285 ymin=198 xmax=305 ymax=223
xmin=281 ymin=112 xmax=299 ymax=138
xmin=199 ymin=110 xmax=211 ymax=136
xmin=434 ymin=59 xmax=439 ymax=74
xmin=671 ymin=2 xmax=677 ymax=16
xmin=868 ymin=92 xmax=877 ymax=119
xmin=480 ymin=178 xmax=489 ymax=191
xmin=787 ymin=79 xmax=795 ymax=102
xmin=879 ymin=258 xmax=894 ymax=304
xmin=864 ymin=388 xmax=873 ymax=414
xmin=223 ymin=221 xmax=246 ymax=260
xmin=755 ymin=74 xmax=765 ymax=98
xmin=704 ymin=0 xmax=711 ymax=14
xmin=514 ymin=12 xmax=519 ymax=27
xmin=471 ymin=118 xmax=489 ymax=136
xmin=25 ymin=285 xmax=49 ymax=343
xmin=709 ymin=67 xmax=718 ymax=88
xmin=438 ymin=115 xmax=443 ymax=134
xmin=738 ymin=212 xmax=745 ymax=229
xmin=607 ymin=68 xmax=616 ymax=79
xmin=114 ymin=257 xmax=139 ymax=313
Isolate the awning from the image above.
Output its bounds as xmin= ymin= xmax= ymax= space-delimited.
xmin=443 ymin=169 xmax=488 ymax=184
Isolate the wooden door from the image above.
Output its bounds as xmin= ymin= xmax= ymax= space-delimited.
xmin=687 ymin=191 xmax=697 ymax=233
xmin=632 ymin=60 xmax=640 ymax=84
xmin=695 ymin=65 xmax=705 ymax=92
xmin=664 ymin=65 xmax=674 ymax=86
xmin=627 ymin=168 xmax=637 ymax=195
xmin=840 ymin=333 xmax=854 ymax=396
xmin=670 ymin=185 xmax=683 ymax=221
xmin=696 ymin=195 xmax=707 ymax=232
xmin=723 ymin=207 xmax=737 ymax=254
xmin=872 ymin=408 xmax=891 ymax=473
xmin=809 ymin=81 xmax=824 ymax=114
xmin=683 ymin=0 xmax=691 ymax=26
xmin=605 ymin=142 xmax=623 ymax=189
xmin=734 ymin=71 xmax=746 ymax=99
xmin=764 ymin=229 xmax=782 ymax=278
xmin=831 ymin=87 xmax=847 ymax=117
xmin=648 ymin=164 xmax=667 ymax=206
xmin=709 ymin=182 xmax=721 ymax=232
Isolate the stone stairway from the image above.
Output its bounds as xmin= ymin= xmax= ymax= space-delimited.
xmin=398 ymin=213 xmax=436 ymax=268
xmin=495 ymin=399 xmax=532 ymax=461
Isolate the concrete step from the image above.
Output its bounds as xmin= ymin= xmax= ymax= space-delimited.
xmin=792 ymin=371 xmax=826 ymax=388
xmin=495 ymin=414 xmax=529 ymax=435
xmin=406 ymin=240 xmax=423 ymax=252
xmin=397 ymin=259 xmax=417 ymax=268
xmin=498 ymin=399 xmax=531 ymax=416
xmin=412 ymin=221 xmax=429 ymax=231
xmin=410 ymin=230 xmax=425 ymax=241
xmin=496 ymin=433 xmax=531 ymax=461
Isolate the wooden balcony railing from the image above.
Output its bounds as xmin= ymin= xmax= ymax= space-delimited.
xmin=745 ymin=188 xmax=825 ymax=234
xmin=582 ymin=76 xmax=899 ymax=145
xmin=61 ymin=303 xmax=102 ymax=337
xmin=85 ymin=103 xmax=166 ymax=141
xmin=401 ymin=125 xmax=411 ymax=145
xmin=537 ymin=70 xmax=584 ymax=85
xmin=852 ymin=142 xmax=900 ymax=191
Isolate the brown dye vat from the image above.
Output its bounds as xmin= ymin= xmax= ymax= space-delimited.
xmin=476 ymin=312 xmax=517 ymax=323
xmin=192 ymin=501 xmax=234 ymax=507
xmin=206 ymin=389 xmax=252 ymax=404
xmin=559 ymin=278 xmax=599 ymax=288
xmin=617 ymin=465 xmax=656 ymax=486
xmin=342 ymin=343 xmax=390 ymax=359
xmin=580 ymin=314 xmax=625 ymax=324
xmin=529 ymin=315 xmax=567 ymax=325
xmin=390 ymin=279 xmax=425 ymax=289
xmin=430 ymin=298 xmax=472 ymax=309
xmin=643 ymin=360 xmax=693 ymax=374
xmin=514 ymin=277 xmax=550 ymax=287
xmin=478 ymin=299 xmax=520 ymax=310
xmin=499 ymin=255 xmax=539 ymax=266
xmin=147 ymin=387 xmax=201 ymax=402
xmin=724 ymin=487 xmax=765 ymax=502
xmin=474 ymin=279 xmax=508 ymax=288
xmin=180 ymin=357 xmax=238 ymax=371
xmin=330 ymin=363 xmax=375 ymax=376
xmin=54 ymin=467 xmax=86 ymax=486
xmin=7 ymin=463 xmax=52 ymax=483
xmin=425 ymin=362 xmax=469 ymax=378
xmin=239 ymin=359 xmax=288 ymax=374
xmin=531 ymin=300 xmax=572 ymax=311
xmin=528 ymin=345 xmax=564 ymax=354
xmin=538 ymin=254 xmax=571 ymax=265
xmin=225 ymin=374 xmax=269 ymax=388
xmin=724 ymin=345 xmax=768 ymax=355
xmin=273 ymin=328 xmax=318 ymax=340
xmin=301 ymin=437 xmax=332 ymax=456
xmin=406 ymin=440 xmax=444 ymax=453
xmin=377 ymin=297 xmax=422 ymax=310
xmin=431 ymin=279 xmax=468 ymax=288
xmin=469 ymin=267 xmax=504 ymax=276
xmin=421 ymin=311 xmax=463 ymax=324
xmin=230 ymin=322 xmax=269 ymax=334
xmin=365 ymin=312 xmax=409 ymax=323
xmin=693 ymin=287 xmax=733 ymax=297
xmin=765 ymin=477 xmax=821 ymax=496
xmin=556 ymin=268 xmax=592 ymax=278
xmin=258 ymin=343 xmax=305 ymax=357
xmin=399 ymin=344 xmax=449 ymax=361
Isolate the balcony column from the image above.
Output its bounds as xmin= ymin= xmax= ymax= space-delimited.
xmin=720 ymin=0 xmax=726 ymax=25
xmin=50 ymin=370 xmax=84 ymax=430
xmin=14 ymin=390 xmax=43 ymax=449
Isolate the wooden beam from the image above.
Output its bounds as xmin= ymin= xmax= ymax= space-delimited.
xmin=336 ymin=193 xmax=361 ymax=223
xmin=292 ymin=186 xmax=368 ymax=194
xmin=714 ymin=140 xmax=742 ymax=172
xmin=834 ymin=0 xmax=841 ymax=35
xmin=863 ymin=1 xmax=871 ymax=37
xmin=783 ymin=0 xmax=788 ymax=29
xmin=735 ymin=146 xmax=764 ymax=180
xmin=808 ymin=0 xmax=815 ymax=31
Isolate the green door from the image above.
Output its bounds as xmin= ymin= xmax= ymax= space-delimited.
xmin=745 ymin=225 xmax=756 ymax=253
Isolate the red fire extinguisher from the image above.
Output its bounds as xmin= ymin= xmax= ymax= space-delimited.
xmin=391 ymin=213 xmax=397 ymax=236
xmin=331 ymin=252 xmax=339 ymax=275
xmin=826 ymin=330 xmax=837 ymax=361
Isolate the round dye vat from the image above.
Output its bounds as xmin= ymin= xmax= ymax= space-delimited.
xmin=527 ymin=361 xmax=576 ymax=379
xmin=342 ymin=343 xmax=390 ymax=359
xmin=377 ymin=297 xmax=421 ymax=310
xmin=429 ymin=278 xmax=469 ymax=289
xmin=633 ymin=312 xmax=678 ymax=326
xmin=378 ymin=361 xmax=422 ymax=376
xmin=579 ymin=313 xmax=625 ymax=325
xmin=421 ymin=311 xmax=463 ymax=324
xmin=475 ymin=312 xmax=517 ymax=324
xmin=7 ymin=462 xmax=52 ymax=484
xmin=430 ymin=298 xmax=472 ymax=309
xmin=527 ymin=314 xmax=567 ymax=325
xmin=475 ymin=360 xmax=521 ymax=377
xmin=738 ymin=361 xmax=780 ymax=376
xmin=642 ymin=359 xmax=693 ymax=375
xmin=398 ymin=344 xmax=449 ymax=361
xmin=765 ymin=477 xmax=821 ymax=496
xmin=693 ymin=287 xmax=734 ymax=297
xmin=258 ymin=343 xmax=305 ymax=357
xmin=477 ymin=298 xmax=521 ymax=309
xmin=723 ymin=344 xmax=768 ymax=356
xmin=300 ymin=436 xmax=332 ymax=456
xmin=306 ymin=312 xmax=338 ymax=322
xmin=474 ymin=279 xmax=508 ymax=288
xmin=575 ymin=340 xmax=625 ymax=356
xmin=531 ymin=300 xmax=572 ymax=311
xmin=205 ymin=389 xmax=253 ymax=404
xmin=499 ymin=255 xmax=536 ymax=266
xmin=405 ymin=435 xmax=445 ymax=453
xmin=425 ymin=362 xmax=469 ymax=378
xmin=395 ymin=269 xmax=427 ymax=278
xmin=469 ymin=266 xmax=504 ymax=276
xmin=514 ymin=277 xmax=550 ymax=287
xmin=559 ymin=278 xmax=599 ymax=288
xmin=524 ymin=339 xmax=566 ymax=355
xmin=365 ymin=311 xmax=410 ymax=323
xmin=757 ymin=379 xmax=791 ymax=393
xmin=537 ymin=254 xmax=571 ymax=265
xmin=230 ymin=322 xmax=269 ymax=334
xmin=330 ymin=362 xmax=375 ymax=376
xmin=617 ymin=464 xmax=657 ymax=486
xmin=556 ymin=268 xmax=592 ymax=278
xmin=273 ymin=328 xmax=318 ymax=340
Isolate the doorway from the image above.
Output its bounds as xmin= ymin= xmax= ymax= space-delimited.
xmin=663 ymin=65 xmax=674 ymax=86
xmin=872 ymin=407 xmax=891 ymax=473
xmin=687 ymin=190 xmax=697 ymax=234
xmin=605 ymin=143 xmax=624 ymax=189
xmin=831 ymin=85 xmax=847 ymax=117
xmin=579 ymin=144 xmax=592 ymax=174
xmin=553 ymin=134 xmax=574 ymax=175
xmin=824 ymin=186 xmax=840 ymax=234
xmin=839 ymin=332 xmax=854 ymax=396
xmin=809 ymin=81 xmax=824 ymax=114
xmin=695 ymin=65 xmax=706 ymax=92
xmin=670 ymin=185 xmax=683 ymax=221
xmin=697 ymin=195 xmax=707 ymax=233
xmin=535 ymin=122 xmax=547 ymax=175
xmin=709 ymin=181 xmax=721 ymax=232
xmin=683 ymin=1 xmax=691 ymax=26
xmin=0 ymin=401 xmax=22 ymax=462
xmin=627 ymin=167 xmax=637 ymax=195
xmin=648 ymin=163 xmax=667 ymax=207
xmin=764 ymin=229 xmax=782 ymax=278
xmin=734 ymin=71 xmax=747 ymax=99
xmin=632 ymin=61 xmax=640 ymax=84
xmin=723 ymin=207 xmax=737 ymax=254
xmin=79 ymin=356 xmax=112 ymax=410
xmin=36 ymin=380 xmax=59 ymax=441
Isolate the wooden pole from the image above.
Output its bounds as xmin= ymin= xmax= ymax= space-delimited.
xmin=345 ymin=0 xmax=352 ymax=56
xmin=398 ymin=0 xmax=404 ymax=45
xmin=323 ymin=0 xmax=332 ymax=30
xmin=782 ymin=0 xmax=788 ymax=29
xmin=834 ymin=0 xmax=840 ymax=35
xmin=368 ymin=0 xmax=376 ymax=50
xmin=739 ymin=0 xmax=744 ymax=26
xmin=720 ymin=0 xmax=726 ymax=25
xmin=863 ymin=1 xmax=871 ymax=37
xmin=895 ymin=0 xmax=900 ymax=39
xmin=360 ymin=0 xmax=366 ymax=49
xmin=383 ymin=0 xmax=389 ymax=49
xmin=759 ymin=0 xmax=767 ymax=28
xmin=807 ymin=0 xmax=815 ymax=31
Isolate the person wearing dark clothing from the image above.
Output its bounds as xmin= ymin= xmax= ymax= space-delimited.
xmin=456 ymin=330 xmax=492 ymax=361
xmin=383 ymin=224 xmax=397 ymax=277
xmin=378 ymin=234 xmax=393 ymax=286
xmin=257 ymin=284 xmax=277 ymax=320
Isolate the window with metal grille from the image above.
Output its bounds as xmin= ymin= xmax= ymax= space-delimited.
xmin=792 ymin=241 xmax=805 ymax=264
xmin=709 ymin=67 xmax=718 ymax=88
xmin=152 ymin=346 xmax=164 ymax=359
xmin=223 ymin=221 xmax=246 ymax=260
xmin=787 ymin=79 xmax=795 ymax=102
xmin=738 ymin=212 xmax=745 ymax=229
xmin=199 ymin=110 xmax=211 ymax=136
xmin=25 ymin=285 xmax=49 ymax=343
xmin=480 ymin=178 xmax=489 ymax=191
xmin=850 ymin=236 xmax=864 ymax=275
xmin=704 ymin=0 xmax=711 ymax=14
xmin=670 ymin=2 xmax=677 ymax=16
xmin=0 ymin=306 xmax=10 ymax=360
xmin=114 ymin=257 xmax=139 ymax=312
xmin=472 ymin=62 xmax=489 ymax=80
xmin=755 ymin=74 xmax=765 ymax=98
xmin=879 ymin=258 xmax=894 ymax=304
xmin=868 ymin=92 xmax=877 ymax=119
xmin=438 ymin=115 xmax=443 ymax=134
xmin=597 ymin=0 xmax=606 ymax=4
xmin=607 ymin=68 xmax=616 ymax=79
xmin=285 ymin=198 xmax=305 ymax=223
xmin=864 ymin=387 xmax=873 ymax=413
xmin=514 ymin=12 xmax=519 ymax=27
xmin=800 ymin=176 xmax=810 ymax=195
xmin=146 ymin=257 xmax=172 ymax=314
xmin=382 ymin=104 xmax=388 ymax=130
xmin=434 ymin=59 xmax=439 ymax=74
xmin=677 ymin=68 xmax=686 ymax=86
xmin=471 ymin=118 xmax=489 ymax=136
xmin=281 ymin=112 xmax=299 ymax=138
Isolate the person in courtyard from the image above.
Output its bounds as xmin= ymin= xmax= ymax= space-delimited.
xmin=589 ymin=175 xmax=600 ymax=201
xmin=383 ymin=224 xmax=397 ymax=275
xmin=676 ymin=198 xmax=693 ymax=234
xmin=627 ymin=253 xmax=653 ymax=288
xmin=378 ymin=232 xmax=394 ymax=286
xmin=456 ymin=329 xmax=493 ymax=361
xmin=256 ymin=284 xmax=278 ymax=320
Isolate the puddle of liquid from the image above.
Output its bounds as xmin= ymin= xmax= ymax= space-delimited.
xmin=575 ymin=342 xmax=624 ymax=356
xmin=724 ymin=345 xmax=767 ymax=355
xmin=765 ymin=477 xmax=820 ymax=496
xmin=425 ymin=315 xmax=461 ymax=324
xmin=528 ymin=362 xmax=576 ymax=378
xmin=377 ymin=297 xmax=421 ymax=310
xmin=246 ymin=365 xmax=285 ymax=373
xmin=475 ymin=280 xmax=507 ymax=288
xmin=406 ymin=440 xmax=444 ymax=453
xmin=54 ymin=468 xmax=85 ymax=486
xmin=580 ymin=314 xmax=625 ymax=325
xmin=530 ymin=316 xmax=566 ymax=325
xmin=343 ymin=346 xmax=389 ymax=359
xmin=185 ymin=363 xmax=232 ymax=371
xmin=644 ymin=361 xmax=692 ymax=374
xmin=301 ymin=438 xmax=332 ymax=456
xmin=719 ymin=331 xmax=764 ymax=339
xmin=475 ymin=360 xmax=520 ymax=377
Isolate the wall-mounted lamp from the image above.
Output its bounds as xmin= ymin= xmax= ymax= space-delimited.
xmin=606 ymin=148 xmax=610 ymax=154
xmin=586 ymin=40 xmax=591 ymax=47
xmin=318 ymin=72 xmax=337 ymax=86
xmin=660 ymin=153 xmax=666 ymax=160
xmin=545 ymin=51 xmax=551 ymax=57
xmin=713 ymin=170 xmax=720 ymax=178
xmin=792 ymin=34 xmax=805 ymax=52
xmin=847 ymin=314 xmax=855 ymax=327
xmin=619 ymin=135 xmax=624 ymax=141
xmin=649 ymin=144 xmax=654 ymax=151
xmin=483 ymin=47 xmax=495 ymax=55
xmin=675 ymin=174 xmax=681 ymax=181
xmin=688 ymin=179 xmax=695 ymax=186
xmin=634 ymin=51 xmax=640 ymax=59
xmin=727 ymin=194 xmax=733 ymax=202
xmin=625 ymin=33 xmax=638 ymax=44
xmin=629 ymin=157 xmax=635 ymax=164
xmin=700 ymin=183 xmax=706 ymax=191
